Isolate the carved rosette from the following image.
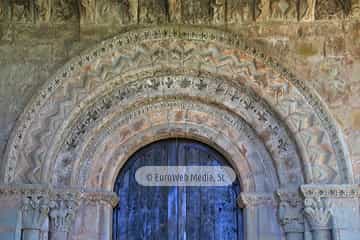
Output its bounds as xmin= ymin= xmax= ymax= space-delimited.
xmin=277 ymin=189 xmax=304 ymax=233
xmin=22 ymin=194 xmax=50 ymax=231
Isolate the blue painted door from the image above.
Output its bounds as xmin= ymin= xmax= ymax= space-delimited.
xmin=113 ymin=139 xmax=243 ymax=240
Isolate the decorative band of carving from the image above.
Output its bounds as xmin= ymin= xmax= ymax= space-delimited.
xmin=237 ymin=192 xmax=276 ymax=208
xmin=301 ymin=184 xmax=360 ymax=198
xmin=80 ymin=190 xmax=119 ymax=207
xmin=0 ymin=184 xmax=119 ymax=207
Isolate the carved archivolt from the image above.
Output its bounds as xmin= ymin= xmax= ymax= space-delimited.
xmin=2 ymin=27 xmax=353 ymax=190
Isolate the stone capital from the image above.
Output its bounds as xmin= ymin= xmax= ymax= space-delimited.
xmin=237 ymin=192 xmax=276 ymax=208
xmin=49 ymin=192 xmax=80 ymax=233
xmin=22 ymin=194 xmax=50 ymax=230
xmin=303 ymin=197 xmax=332 ymax=231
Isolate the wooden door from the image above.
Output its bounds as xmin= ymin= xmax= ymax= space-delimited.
xmin=113 ymin=139 xmax=243 ymax=240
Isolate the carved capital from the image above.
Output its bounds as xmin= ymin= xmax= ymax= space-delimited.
xmin=237 ymin=192 xmax=276 ymax=208
xmin=277 ymin=189 xmax=305 ymax=233
xmin=49 ymin=192 xmax=80 ymax=233
xmin=22 ymin=194 xmax=50 ymax=230
xmin=303 ymin=197 xmax=332 ymax=230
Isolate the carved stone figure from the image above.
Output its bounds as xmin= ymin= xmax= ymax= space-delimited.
xmin=255 ymin=0 xmax=271 ymax=21
xmin=350 ymin=0 xmax=360 ymax=17
xmin=22 ymin=195 xmax=50 ymax=240
xmin=12 ymin=0 xmax=31 ymax=22
xmin=80 ymin=0 xmax=95 ymax=23
xmin=299 ymin=0 xmax=316 ymax=21
xmin=211 ymin=0 xmax=226 ymax=24
xmin=315 ymin=0 xmax=346 ymax=19
xmin=139 ymin=0 xmax=167 ymax=24
xmin=128 ymin=0 xmax=139 ymax=23
xmin=270 ymin=0 xmax=297 ymax=20
xmin=52 ymin=0 xmax=77 ymax=22
xmin=0 ymin=0 xmax=10 ymax=21
xmin=227 ymin=0 xmax=252 ymax=23
xmin=168 ymin=0 xmax=181 ymax=22
xmin=34 ymin=0 xmax=51 ymax=22
xmin=182 ymin=0 xmax=211 ymax=24
xmin=49 ymin=200 xmax=78 ymax=233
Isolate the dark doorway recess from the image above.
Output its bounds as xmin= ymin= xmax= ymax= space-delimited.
xmin=113 ymin=138 xmax=243 ymax=240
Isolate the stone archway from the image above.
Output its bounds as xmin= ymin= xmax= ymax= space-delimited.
xmin=0 ymin=26 xmax=355 ymax=240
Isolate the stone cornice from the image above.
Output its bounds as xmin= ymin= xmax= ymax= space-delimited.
xmin=237 ymin=192 xmax=276 ymax=208
xmin=301 ymin=184 xmax=360 ymax=198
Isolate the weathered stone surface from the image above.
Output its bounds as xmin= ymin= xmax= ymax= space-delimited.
xmin=0 ymin=1 xmax=359 ymax=239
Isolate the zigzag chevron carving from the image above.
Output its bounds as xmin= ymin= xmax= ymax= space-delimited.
xmin=3 ymin=27 xmax=352 ymax=186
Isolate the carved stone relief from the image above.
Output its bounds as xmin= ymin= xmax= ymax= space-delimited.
xmin=270 ymin=0 xmax=297 ymax=20
xmin=34 ymin=0 xmax=51 ymax=22
xmin=182 ymin=0 xmax=211 ymax=24
xmin=138 ymin=0 xmax=167 ymax=24
xmin=211 ymin=0 xmax=226 ymax=24
xmin=255 ymin=0 xmax=270 ymax=21
xmin=52 ymin=0 xmax=78 ymax=22
xmin=3 ymin=28 xmax=352 ymax=191
xmin=11 ymin=0 xmax=32 ymax=22
xmin=168 ymin=0 xmax=181 ymax=22
xmin=22 ymin=194 xmax=50 ymax=240
xmin=304 ymin=198 xmax=332 ymax=237
xmin=0 ymin=0 xmax=10 ymax=21
xmin=1 ymin=0 xmax=358 ymax=25
xmin=79 ymin=0 xmax=96 ymax=23
xmin=63 ymin=97 xmax=280 ymax=191
xmin=49 ymin=199 xmax=78 ymax=233
xmin=315 ymin=0 xmax=350 ymax=19
xmin=351 ymin=0 xmax=360 ymax=17
xmin=228 ymin=0 xmax=253 ymax=23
